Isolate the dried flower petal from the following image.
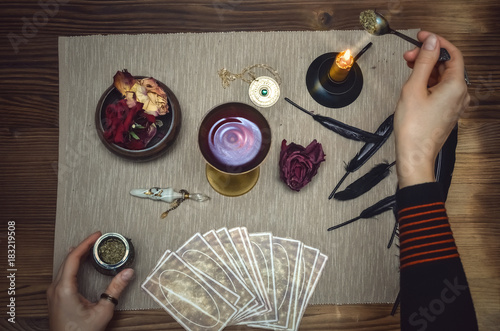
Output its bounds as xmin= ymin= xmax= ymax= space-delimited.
xmin=113 ymin=70 xmax=137 ymax=96
xmin=134 ymin=84 xmax=150 ymax=105
xmin=140 ymin=78 xmax=169 ymax=115
xmin=140 ymin=78 xmax=167 ymax=98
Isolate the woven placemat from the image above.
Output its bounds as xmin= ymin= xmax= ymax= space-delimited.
xmin=55 ymin=29 xmax=417 ymax=310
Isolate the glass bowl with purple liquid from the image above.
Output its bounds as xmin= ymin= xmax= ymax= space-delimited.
xmin=198 ymin=102 xmax=271 ymax=197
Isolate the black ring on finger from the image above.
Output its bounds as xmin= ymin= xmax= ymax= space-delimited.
xmin=100 ymin=293 xmax=118 ymax=306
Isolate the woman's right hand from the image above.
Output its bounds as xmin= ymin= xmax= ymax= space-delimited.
xmin=394 ymin=31 xmax=470 ymax=188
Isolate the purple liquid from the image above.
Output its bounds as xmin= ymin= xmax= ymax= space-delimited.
xmin=208 ymin=117 xmax=262 ymax=167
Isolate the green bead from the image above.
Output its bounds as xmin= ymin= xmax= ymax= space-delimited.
xmin=260 ymin=88 xmax=268 ymax=96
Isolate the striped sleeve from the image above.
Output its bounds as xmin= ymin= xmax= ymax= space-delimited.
xmin=396 ymin=182 xmax=459 ymax=269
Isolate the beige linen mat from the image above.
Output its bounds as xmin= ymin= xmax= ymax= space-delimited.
xmin=55 ymin=29 xmax=417 ymax=310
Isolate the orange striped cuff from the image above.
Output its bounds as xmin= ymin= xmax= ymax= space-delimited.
xmin=398 ymin=199 xmax=458 ymax=269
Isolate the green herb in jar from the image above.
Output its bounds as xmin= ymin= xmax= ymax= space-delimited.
xmin=98 ymin=238 xmax=126 ymax=264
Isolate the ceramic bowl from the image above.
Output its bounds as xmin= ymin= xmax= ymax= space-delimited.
xmin=95 ymin=77 xmax=181 ymax=162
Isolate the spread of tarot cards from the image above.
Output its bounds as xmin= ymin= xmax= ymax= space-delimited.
xmin=141 ymin=227 xmax=328 ymax=331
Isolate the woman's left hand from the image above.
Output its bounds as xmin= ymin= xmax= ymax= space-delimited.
xmin=47 ymin=231 xmax=134 ymax=331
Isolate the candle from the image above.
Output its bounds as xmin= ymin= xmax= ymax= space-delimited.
xmin=329 ymin=49 xmax=354 ymax=82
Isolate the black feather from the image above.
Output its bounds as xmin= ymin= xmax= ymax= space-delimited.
xmin=434 ymin=124 xmax=458 ymax=200
xmin=391 ymin=291 xmax=401 ymax=316
xmin=311 ymin=113 xmax=383 ymax=143
xmin=387 ymin=208 xmax=399 ymax=249
xmin=359 ymin=194 xmax=397 ymax=219
xmin=329 ymin=114 xmax=394 ymax=199
xmin=334 ymin=161 xmax=396 ymax=200
xmin=327 ymin=195 xmax=396 ymax=231
xmin=285 ymin=98 xmax=383 ymax=143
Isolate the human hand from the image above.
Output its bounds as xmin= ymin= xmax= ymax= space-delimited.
xmin=394 ymin=31 xmax=470 ymax=188
xmin=47 ymin=231 xmax=134 ymax=331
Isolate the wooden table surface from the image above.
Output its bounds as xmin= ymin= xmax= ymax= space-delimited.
xmin=1 ymin=1 xmax=499 ymax=330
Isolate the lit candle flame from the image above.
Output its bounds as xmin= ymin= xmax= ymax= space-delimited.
xmin=329 ymin=49 xmax=354 ymax=82
xmin=343 ymin=49 xmax=351 ymax=61
xmin=338 ymin=49 xmax=353 ymax=68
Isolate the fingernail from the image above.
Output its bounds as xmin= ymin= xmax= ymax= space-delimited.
xmin=423 ymin=34 xmax=437 ymax=51
xmin=121 ymin=268 xmax=135 ymax=281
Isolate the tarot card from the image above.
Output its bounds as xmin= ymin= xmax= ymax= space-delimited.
xmin=261 ymin=237 xmax=302 ymax=329
xmin=176 ymin=233 xmax=255 ymax=313
xmin=203 ymin=229 xmax=245 ymax=280
xmin=215 ymin=227 xmax=263 ymax=317
xmin=298 ymin=253 xmax=328 ymax=320
xmin=229 ymin=227 xmax=271 ymax=320
xmin=244 ymin=232 xmax=278 ymax=324
xmin=287 ymin=245 xmax=320 ymax=330
xmin=141 ymin=252 xmax=237 ymax=331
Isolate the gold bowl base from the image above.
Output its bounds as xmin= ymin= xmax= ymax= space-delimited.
xmin=206 ymin=164 xmax=260 ymax=197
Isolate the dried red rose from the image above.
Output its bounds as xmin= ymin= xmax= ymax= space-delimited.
xmin=279 ymin=139 xmax=326 ymax=191
xmin=126 ymin=111 xmax=157 ymax=150
xmin=103 ymin=99 xmax=157 ymax=150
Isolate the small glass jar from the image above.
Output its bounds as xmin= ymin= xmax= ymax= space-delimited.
xmin=91 ymin=233 xmax=135 ymax=276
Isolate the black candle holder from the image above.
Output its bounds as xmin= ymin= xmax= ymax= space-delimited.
xmin=306 ymin=52 xmax=363 ymax=109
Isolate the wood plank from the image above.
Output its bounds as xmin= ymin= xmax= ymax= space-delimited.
xmin=457 ymin=119 xmax=500 ymax=154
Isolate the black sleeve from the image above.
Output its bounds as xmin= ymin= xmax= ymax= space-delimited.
xmin=396 ymin=182 xmax=478 ymax=331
